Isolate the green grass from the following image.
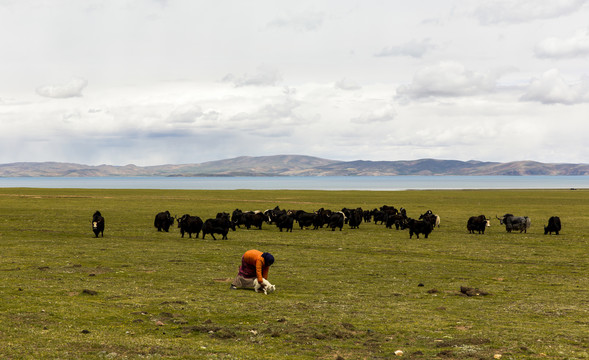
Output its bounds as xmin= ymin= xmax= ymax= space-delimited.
xmin=0 ymin=188 xmax=587 ymax=359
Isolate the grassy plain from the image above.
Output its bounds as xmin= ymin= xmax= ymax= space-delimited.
xmin=0 ymin=188 xmax=587 ymax=359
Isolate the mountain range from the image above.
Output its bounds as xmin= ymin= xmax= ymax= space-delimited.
xmin=1 ymin=155 xmax=588 ymax=177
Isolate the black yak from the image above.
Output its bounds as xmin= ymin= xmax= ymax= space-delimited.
xmin=92 ymin=211 xmax=105 ymax=238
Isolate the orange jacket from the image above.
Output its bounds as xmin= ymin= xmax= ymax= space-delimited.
xmin=242 ymin=249 xmax=269 ymax=283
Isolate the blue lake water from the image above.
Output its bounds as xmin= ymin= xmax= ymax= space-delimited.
xmin=0 ymin=176 xmax=588 ymax=190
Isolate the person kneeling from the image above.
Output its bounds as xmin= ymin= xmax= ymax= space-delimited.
xmin=230 ymin=249 xmax=274 ymax=291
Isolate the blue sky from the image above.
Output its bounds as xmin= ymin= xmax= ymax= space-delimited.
xmin=1 ymin=0 xmax=588 ymax=165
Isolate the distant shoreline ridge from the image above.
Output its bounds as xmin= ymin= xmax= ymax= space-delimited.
xmin=1 ymin=156 xmax=588 ymax=177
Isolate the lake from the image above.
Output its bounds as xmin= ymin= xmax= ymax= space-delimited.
xmin=0 ymin=176 xmax=588 ymax=190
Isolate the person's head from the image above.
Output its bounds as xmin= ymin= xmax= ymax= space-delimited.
xmin=262 ymin=252 xmax=274 ymax=266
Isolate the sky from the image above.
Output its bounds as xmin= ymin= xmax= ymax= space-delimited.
xmin=1 ymin=0 xmax=588 ymax=166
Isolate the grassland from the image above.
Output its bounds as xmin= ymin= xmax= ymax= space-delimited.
xmin=0 ymin=188 xmax=587 ymax=359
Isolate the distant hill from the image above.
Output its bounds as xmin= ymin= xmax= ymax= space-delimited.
xmin=1 ymin=156 xmax=588 ymax=177
xmin=283 ymin=159 xmax=589 ymax=176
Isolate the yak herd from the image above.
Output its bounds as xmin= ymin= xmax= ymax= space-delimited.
xmin=93 ymin=206 xmax=562 ymax=238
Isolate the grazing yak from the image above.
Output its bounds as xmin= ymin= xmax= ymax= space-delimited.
xmin=341 ymin=207 xmax=362 ymax=229
xmin=177 ymin=214 xmax=203 ymax=238
xmin=202 ymin=217 xmax=236 ymax=240
xmin=265 ymin=206 xmax=286 ymax=225
xmin=404 ymin=218 xmax=432 ymax=239
xmin=315 ymin=208 xmax=333 ymax=228
xmin=275 ymin=214 xmax=294 ymax=232
xmin=92 ymin=211 xmax=105 ymax=238
xmin=544 ymin=216 xmax=561 ymax=235
xmin=419 ymin=210 xmax=440 ymax=229
xmin=294 ymin=211 xmax=316 ymax=229
xmin=386 ymin=214 xmax=406 ymax=230
xmin=380 ymin=205 xmax=398 ymax=216
xmin=348 ymin=208 xmax=363 ymax=229
xmin=154 ymin=210 xmax=174 ymax=232
xmin=467 ymin=215 xmax=490 ymax=234
xmin=497 ymin=214 xmax=531 ymax=233
xmin=372 ymin=209 xmax=387 ymax=225
xmin=328 ymin=212 xmax=346 ymax=231
xmin=363 ymin=210 xmax=372 ymax=223
xmin=216 ymin=212 xmax=231 ymax=221
xmin=231 ymin=209 xmax=245 ymax=228
xmin=242 ymin=211 xmax=268 ymax=230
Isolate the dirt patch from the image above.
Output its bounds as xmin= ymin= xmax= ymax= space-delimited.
xmin=159 ymin=300 xmax=188 ymax=306
xmin=182 ymin=320 xmax=237 ymax=339
xmin=284 ymin=322 xmax=380 ymax=344
xmin=211 ymin=328 xmax=237 ymax=339
xmin=459 ymin=286 xmax=491 ymax=296
xmin=66 ymin=341 xmax=133 ymax=357
xmin=437 ymin=349 xmax=455 ymax=357
xmin=183 ymin=319 xmax=223 ymax=334
xmin=435 ymin=337 xmax=491 ymax=347
xmin=0 ymin=267 xmax=21 ymax=271
xmin=77 ymin=267 xmax=113 ymax=275
xmin=455 ymin=325 xmax=472 ymax=331
xmin=158 ymin=312 xmax=174 ymax=319
xmin=260 ymin=326 xmax=283 ymax=338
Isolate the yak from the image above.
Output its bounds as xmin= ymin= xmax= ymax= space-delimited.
xmin=177 ymin=214 xmax=203 ymax=238
xmin=544 ymin=216 xmax=561 ymax=235
xmin=202 ymin=218 xmax=236 ymax=240
xmin=497 ymin=214 xmax=531 ymax=233
xmin=92 ymin=211 xmax=105 ymax=238
xmin=328 ymin=212 xmax=346 ymax=231
xmin=154 ymin=210 xmax=174 ymax=232
xmin=275 ymin=214 xmax=294 ymax=232
xmin=404 ymin=218 xmax=432 ymax=239
xmin=467 ymin=215 xmax=490 ymax=234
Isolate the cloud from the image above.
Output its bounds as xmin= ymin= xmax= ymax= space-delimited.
xmin=267 ymin=10 xmax=324 ymax=32
xmin=520 ymin=68 xmax=589 ymax=104
xmin=283 ymin=86 xmax=297 ymax=95
xmin=167 ymin=103 xmax=204 ymax=124
xmin=375 ymin=39 xmax=435 ymax=58
xmin=396 ymin=62 xmax=498 ymax=100
xmin=334 ymin=78 xmax=361 ymax=91
xmin=473 ymin=0 xmax=588 ymax=25
xmin=534 ymin=29 xmax=589 ymax=58
xmin=229 ymin=97 xmax=307 ymax=133
xmin=351 ymin=105 xmax=396 ymax=124
xmin=36 ymin=77 xmax=88 ymax=98
xmin=222 ymin=66 xmax=282 ymax=87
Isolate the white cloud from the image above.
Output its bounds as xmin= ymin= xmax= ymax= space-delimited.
xmin=166 ymin=104 xmax=220 ymax=132
xmin=229 ymin=97 xmax=305 ymax=132
xmin=36 ymin=77 xmax=88 ymax=99
xmin=473 ymin=0 xmax=588 ymax=25
xmin=222 ymin=66 xmax=282 ymax=87
xmin=520 ymin=68 xmax=589 ymax=104
xmin=535 ymin=29 xmax=589 ymax=58
xmin=375 ymin=39 xmax=435 ymax=58
xmin=267 ymin=10 xmax=324 ymax=32
xmin=351 ymin=105 xmax=396 ymax=124
xmin=334 ymin=78 xmax=361 ymax=91
xmin=168 ymin=103 xmax=203 ymax=124
xmin=396 ymin=62 xmax=498 ymax=100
